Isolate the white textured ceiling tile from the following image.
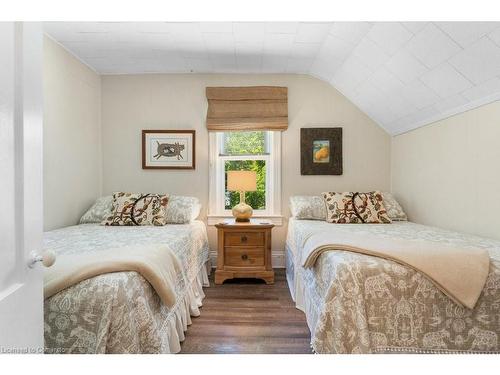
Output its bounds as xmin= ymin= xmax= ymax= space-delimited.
xmin=328 ymin=22 xmax=372 ymax=45
xmin=420 ymin=63 xmax=473 ymax=98
xmin=185 ymin=58 xmax=213 ymax=72
xmin=405 ymin=23 xmax=462 ymax=68
xmin=286 ymin=57 xmax=314 ymax=73
xmin=236 ymin=55 xmax=262 ymax=72
xmin=199 ymin=22 xmax=233 ymax=33
xmin=315 ymin=34 xmax=355 ymax=62
xmin=177 ymin=43 xmax=208 ymax=59
xmin=263 ymin=33 xmax=294 ymax=52
xmin=352 ymin=37 xmax=390 ymax=72
xmin=384 ymin=49 xmax=429 ymax=84
xmin=204 ymin=33 xmax=235 ymax=52
xmin=166 ymin=23 xmax=202 ymax=43
xmin=262 ymin=56 xmax=289 ymax=72
xmin=449 ymin=37 xmax=500 ymax=84
xmin=368 ymin=67 xmax=404 ymax=96
xmin=333 ymin=54 xmax=373 ymax=87
xmin=295 ymin=23 xmax=330 ymax=43
xmin=398 ymin=79 xmax=441 ymax=110
xmin=489 ymin=28 xmax=500 ymax=46
xmin=436 ymin=22 xmax=500 ymax=48
xmin=233 ymin=22 xmax=266 ymax=42
xmin=433 ymin=94 xmax=469 ymax=113
xmin=310 ymin=57 xmax=341 ymax=81
xmin=385 ymin=92 xmax=417 ymax=120
xmin=366 ymin=22 xmax=413 ymax=56
xmin=461 ymin=77 xmax=500 ymax=101
xmin=400 ymin=22 xmax=428 ymax=35
xmin=265 ymin=22 xmax=299 ymax=34
xmin=290 ymin=42 xmax=321 ymax=58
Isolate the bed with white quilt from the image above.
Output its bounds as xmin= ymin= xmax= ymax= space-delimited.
xmin=286 ymin=193 xmax=500 ymax=354
xmin=43 ymin=194 xmax=209 ymax=354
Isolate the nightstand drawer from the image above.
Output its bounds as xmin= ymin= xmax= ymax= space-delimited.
xmin=225 ymin=232 xmax=264 ymax=246
xmin=225 ymin=247 xmax=265 ymax=267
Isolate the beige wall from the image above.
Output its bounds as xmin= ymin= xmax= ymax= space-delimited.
xmin=101 ymin=74 xmax=391 ymax=263
xmin=392 ymin=101 xmax=500 ymax=240
xmin=43 ymin=36 xmax=102 ymax=230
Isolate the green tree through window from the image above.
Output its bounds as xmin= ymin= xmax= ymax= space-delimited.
xmin=223 ymin=131 xmax=267 ymax=210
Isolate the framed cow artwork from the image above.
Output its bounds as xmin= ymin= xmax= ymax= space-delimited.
xmin=142 ymin=130 xmax=196 ymax=169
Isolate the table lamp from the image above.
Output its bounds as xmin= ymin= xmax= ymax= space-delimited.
xmin=227 ymin=170 xmax=257 ymax=222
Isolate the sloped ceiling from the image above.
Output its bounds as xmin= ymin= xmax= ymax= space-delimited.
xmin=44 ymin=22 xmax=500 ymax=135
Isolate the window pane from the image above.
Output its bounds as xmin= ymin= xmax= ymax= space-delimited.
xmin=222 ymin=131 xmax=267 ymax=155
xmin=225 ymin=160 xmax=266 ymax=210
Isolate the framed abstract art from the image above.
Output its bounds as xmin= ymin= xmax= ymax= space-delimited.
xmin=142 ymin=130 xmax=196 ymax=169
xmin=300 ymin=127 xmax=342 ymax=175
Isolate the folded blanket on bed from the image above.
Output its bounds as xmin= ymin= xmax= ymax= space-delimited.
xmin=301 ymin=231 xmax=490 ymax=309
xmin=44 ymin=245 xmax=182 ymax=308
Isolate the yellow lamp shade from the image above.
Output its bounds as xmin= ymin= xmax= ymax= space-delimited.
xmin=227 ymin=171 xmax=257 ymax=192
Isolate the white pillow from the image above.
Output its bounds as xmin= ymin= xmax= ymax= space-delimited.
xmin=381 ymin=192 xmax=407 ymax=221
xmin=164 ymin=195 xmax=201 ymax=224
xmin=79 ymin=196 xmax=113 ymax=224
xmin=289 ymin=196 xmax=327 ymax=221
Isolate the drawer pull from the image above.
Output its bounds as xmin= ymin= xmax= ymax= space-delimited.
xmin=241 ymin=235 xmax=248 ymax=243
xmin=241 ymin=254 xmax=248 ymax=260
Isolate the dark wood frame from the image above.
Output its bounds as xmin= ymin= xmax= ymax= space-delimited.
xmin=142 ymin=130 xmax=196 ymax=170
xmin=300 ymin=127 xmax=342 ymax=175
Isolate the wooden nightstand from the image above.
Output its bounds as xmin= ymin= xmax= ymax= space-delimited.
xmin=215 ymin=220 xmax=275 ymax=285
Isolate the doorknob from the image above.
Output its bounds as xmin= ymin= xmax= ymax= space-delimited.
xmin=29 ymin=250 xmax=56 ymax=268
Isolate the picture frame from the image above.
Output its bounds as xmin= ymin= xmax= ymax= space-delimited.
xmin=300 ymin=127 xmax=342 ymax=175
xmin=142 ymin=130 xmax=196 ymax=169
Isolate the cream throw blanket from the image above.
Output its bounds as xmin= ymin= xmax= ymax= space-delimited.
xmin=44 ymin=245 xmax=182 ymax=309
xmin=301 ymin=231 xmax=490 ymax=309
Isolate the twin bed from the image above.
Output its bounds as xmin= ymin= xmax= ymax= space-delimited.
xmin=44 ymin=220 xmax=209 ymax=354
xmin=286 ymin=218 xmax=500 ymax=353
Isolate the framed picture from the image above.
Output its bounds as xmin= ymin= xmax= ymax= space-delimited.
xmin=300 ymin=127 xmax=342 ymax=175
xmin=142 ymin=130 xmax=195 ymax=169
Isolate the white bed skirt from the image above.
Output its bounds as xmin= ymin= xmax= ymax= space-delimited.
xmin=165 ymin=263 xmax=210 ymax=353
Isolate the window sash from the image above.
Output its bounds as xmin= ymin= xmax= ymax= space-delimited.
xmin=209 ymin=131 xmax=281 ymax=218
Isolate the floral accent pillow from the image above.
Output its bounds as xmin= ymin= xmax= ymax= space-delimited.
xmin=289 ymin=196 xmax=327 ymax=220
xmin=102 ymin=192 xmax=169 ymax=226
xmin=79 ymin=196 xmax=113 ymax=224
xmin=381 ymin=192 xmax=407 ymax=221
xmin=322 ymin=191 xmax=391 ymax=224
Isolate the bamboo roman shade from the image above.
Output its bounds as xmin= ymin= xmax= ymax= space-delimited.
xmin=206 ymin=86 xmax=288 ymax=131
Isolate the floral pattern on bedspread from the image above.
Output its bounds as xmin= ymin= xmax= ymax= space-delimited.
xmin=288 ymin=220 xmax=500 ymax=353
xmin=43 ymin=222 xmax=209 ymax=353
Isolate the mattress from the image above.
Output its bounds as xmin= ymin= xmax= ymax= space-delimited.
xmin=286 ymin=218 xmax=500 ymax=353
xmin=43 ymin=221 xmax=210 ymax=354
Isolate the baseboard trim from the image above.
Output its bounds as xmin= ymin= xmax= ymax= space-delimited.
xmin=209 ymin=249 xmax=285 ymax=268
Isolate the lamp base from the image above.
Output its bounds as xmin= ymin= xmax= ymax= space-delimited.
xmin=235 ymin=217 xmax=251 ymax=223
xmin=232 ymin=202 xmax=253 ymax=222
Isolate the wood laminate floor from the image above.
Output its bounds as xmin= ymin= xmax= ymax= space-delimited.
xmin=180 ymin=269 xmax=312 ymax=354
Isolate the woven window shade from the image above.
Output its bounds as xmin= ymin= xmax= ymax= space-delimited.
xmin=206 ymin=86 xmax=288 ymax=131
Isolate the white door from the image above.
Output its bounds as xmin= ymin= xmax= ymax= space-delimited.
xmin=0 ymin=22 xmax=44 ymax=353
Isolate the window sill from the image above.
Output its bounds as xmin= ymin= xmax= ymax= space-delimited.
xmin=207 ymin=215 xmax=283 ymax=226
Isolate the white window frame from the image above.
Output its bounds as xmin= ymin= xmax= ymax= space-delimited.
xmin=208 ymin=131 xmax=282 ymax=226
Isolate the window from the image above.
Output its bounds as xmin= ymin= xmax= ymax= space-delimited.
xmin=209 ymin=130 xmax=281 ymax=222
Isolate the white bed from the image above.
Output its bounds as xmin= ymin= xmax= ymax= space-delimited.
xmin=286 ymin=218 xmax=500 ymax=353
xmin=43 ymin=221 xmax=209 ymax=354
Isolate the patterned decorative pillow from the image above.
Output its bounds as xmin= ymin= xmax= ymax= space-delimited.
xmin=102 ymin=192 xmax=169 ymax=226
xmin=164 ymin=195 xmax=201 ymax=224
xmin=322 ymin=191 xmax=391 ymax=224
xmin=381 ymin=192 xmax=407 ymax=221
xmin=79 ymin=196 xmax=113 ymax=224
xmin=289 ymin=196 xmax=327 ymax=220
